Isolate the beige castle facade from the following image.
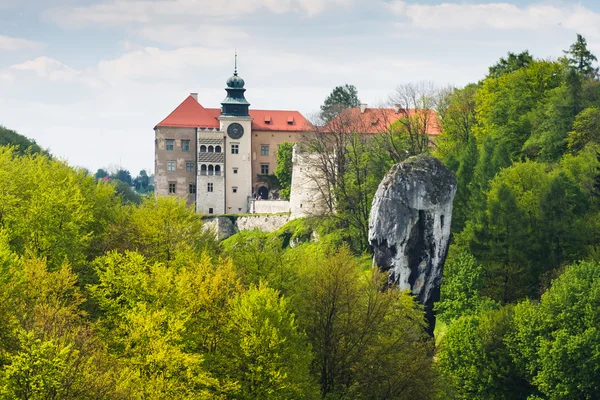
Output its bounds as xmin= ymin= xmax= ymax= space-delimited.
xmin=154 ymin=69 xmax=310 ymax=214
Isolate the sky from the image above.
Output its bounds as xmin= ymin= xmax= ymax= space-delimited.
xmin=1 ymin=0 xmax=600 ymax=174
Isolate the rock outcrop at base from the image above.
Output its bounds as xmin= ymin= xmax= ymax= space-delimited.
xmin=368 ymin=154 xmax=457 ymax=334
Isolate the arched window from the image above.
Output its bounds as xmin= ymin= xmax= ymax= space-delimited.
xmin=208 ymin=165 xmax=214 ymax=176
xmin=200 ymin=145 xmax=207 ymax=153
xmin=200 ymin=164 xmax=207 ymax=175
xmin=215 ymin=165 xmax=221 ymax=176
xmin=208 ymin=145 xmax=214 ymax=153
xmin=215 ymin=145 xmax=222 ymax=153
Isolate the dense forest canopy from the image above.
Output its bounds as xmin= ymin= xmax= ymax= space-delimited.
xmin=1 ymin=34 xmax=600 ymax=399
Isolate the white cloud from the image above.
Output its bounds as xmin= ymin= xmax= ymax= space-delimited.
xmin=48 ymin=0 xmax=352 ymax=27
xmin=10 ymin=57 xmax=101 ymax=87
xmin=0 ymin=35 xmax=42 ymax=51
xmin=136 ymin=24 xmax=249 ymax=47
xmin=12 ymin=57 xmax=81 ymax=82
xmin=389 ymin=2 xmax=600 ymax=39
xmin=95 ymin=47 xmax=231 ymax=83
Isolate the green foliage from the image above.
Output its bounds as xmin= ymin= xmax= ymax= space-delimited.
xmin=120 ymin=196 xmax=218 ymax=262
xmin=436 ymin=248 xmax=498 ymax=324
xmin=475 ymin=60 xmax=564 ymax=158
xmin=0 ymin=125 xmax=45 ymax=156
xmin=488 ymin=51 xmax=534 ymax=78
xmin=564 ymin=33 xmax=599 ymax=79
xmin=113 ymin=179 xmax=142 ymax=204
xmin=292 ymin=246 xmax=440 ymax=399
xmin=438 ymin=306 xmax=531 ymax=400
xmin=0 ymin=147 xmax=119 ymax=270
xmin=567 ymin=106 xmax=600 ymax=151
xmin=111 ymin=169 xmax=133 ymax=186
xmin=320 ymin=84 xmax=360 ymax=122
xmin=274 ymin=142 xmax=294 ymax=200
xmin=216 ymin=284 xmax=318 ymax=399
xmin=508 ymin=261 xmax=600 ymax=399
xmin=95 ymin=168 xmax=109 ymax=179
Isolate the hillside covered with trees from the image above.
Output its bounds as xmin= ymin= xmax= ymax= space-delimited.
xmin=1 ymin=34 xmax=600 ymax=399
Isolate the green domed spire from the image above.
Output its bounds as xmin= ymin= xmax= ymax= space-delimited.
xmin=221 ymin=51 xmax=250 ymax=117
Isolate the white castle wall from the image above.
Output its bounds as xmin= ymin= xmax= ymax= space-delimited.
xmin=203 ymin=214 xmax=290 ymax=240
xmin=249 ymin=199 xmax=290 ymax=214
xmin=289 ymin=144 xmax=330 ymax=220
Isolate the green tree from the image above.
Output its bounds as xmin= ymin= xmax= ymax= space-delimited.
xmin=0 ymin=253 xmax=136 ymax=399
xmin=115 ymin=196 xmax=218 ymax=262
xmin=0 ymin=125 xmax=45 ymax=156
xmin=564 ymin=33 xmax=599 ymax=79
xmin=274 ymin=142 xmax=294 ymax=200
xmin=293 ymin=246 xmax=439 ymax=398
xmin=90 ymin=251 xmax=240 ymax=398
xmin=0 ymin=147 xmax=119 ymax=270
xmin=475 ymin=60 xmax=564 ymax=158
xmin=216 ymin=285 xmax=318 ymax=400
xmin=438 ymin=306 xmax=530 ymax=400
xmin=488 ymin=51 xmax=534 ymax=78
xmin=112 ymin=169 xmax=133 ymax=186
xmin=95 ymin=168 xmax=109 ymax=179
xmin=435 ymin=248 xmax=498 ymax=324
xmin=538 ymin=172 xmax=589 ymax=272
xmin=567 ymin=106 xmax=600 ymax=151
xmin=508 ymin=261 xmax=600 ymax=399
xmin=320 ymin=84 xmax=360 ymax=122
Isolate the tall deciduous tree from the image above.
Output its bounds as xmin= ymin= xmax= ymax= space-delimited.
xmin=294 ymin=246 xmax=439 ymax=399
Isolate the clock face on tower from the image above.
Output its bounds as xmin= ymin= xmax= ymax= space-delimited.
xmin=227 ymin=123 xmax=244 ymax=139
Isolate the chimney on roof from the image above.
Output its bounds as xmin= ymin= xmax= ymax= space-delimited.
xmin=395 ymin=104 xmax=404 ymax=114
xmin=360 ymin=103 xmax=368 ymax=114
xmin=190 ymin=93 xmax=198 ymax=101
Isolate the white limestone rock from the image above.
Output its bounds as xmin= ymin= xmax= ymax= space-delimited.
xmin=368 ymin=154 xmax=456 ymax=332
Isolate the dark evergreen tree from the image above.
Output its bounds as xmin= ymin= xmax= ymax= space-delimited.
xmin=320 ymin=84 xmax=360 ymax=122
xmin=112 ymin=169 xmax=133 ymax=186
xmin=564 ymin=34 xmax=599 ymax=79
xmin=95 ymin=168 xmax=109 ymax=179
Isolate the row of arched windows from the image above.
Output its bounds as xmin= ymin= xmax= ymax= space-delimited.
xmin=200 ymin=145 xmax=222 ymax=153
xmin=200 ymin=164 xmax=222 ymax=176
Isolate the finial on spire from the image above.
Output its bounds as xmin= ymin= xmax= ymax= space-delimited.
xmin=234 ymin=50 xmax=238 ymax=76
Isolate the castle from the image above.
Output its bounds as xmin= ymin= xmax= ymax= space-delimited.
xmin=154 ymin=60 xmax=311 ymax=215
xmin=154 ymin=61 xmax=441 ymax=216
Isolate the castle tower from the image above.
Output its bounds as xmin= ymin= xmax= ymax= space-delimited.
xmin=219 ymin=54 xmax=253 ymax=213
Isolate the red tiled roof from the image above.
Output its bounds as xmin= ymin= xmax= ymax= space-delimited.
xmin=156 ymin=95 xmax=312 ymax=132
xmin=156 ymin=95 xmax=220 ymax=129
xmin=325 ymin=107 xmax=441 ymax=135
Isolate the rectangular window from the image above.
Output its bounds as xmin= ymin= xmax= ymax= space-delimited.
xmin=261 ymin=145 xmax=269 ymax=156
xmin=167 ymin=161 xmax=176 ymax=171
xmin=186 ymin=161 xmax=194 ymax=172
xmin=260 ymin=164 xmax=269 ymax=175
xmin=231 ymin=143 xmax=239 ymax=154
xmin=207 ymin=183 xmax=213 ymax=193
xmin=181 ymin=140 xmax=190 ymax=151
xmin=209 ymin=208 xmax=214 ymax=214
xmin=168 ymin=182 xmax=176 ymax=194
xmin=233 ymin=168 xmax=238 ymax=174
xmin=232 ymin=187 xmax=238 ymax=193
xmin=166 ymin=139 xmax=174 ymax=151
xmin=189 ymin=183 xmax=196 ymax=194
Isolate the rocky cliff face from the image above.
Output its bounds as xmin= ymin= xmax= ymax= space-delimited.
xmin=368 ymin=154 xmax=456 ymax=334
